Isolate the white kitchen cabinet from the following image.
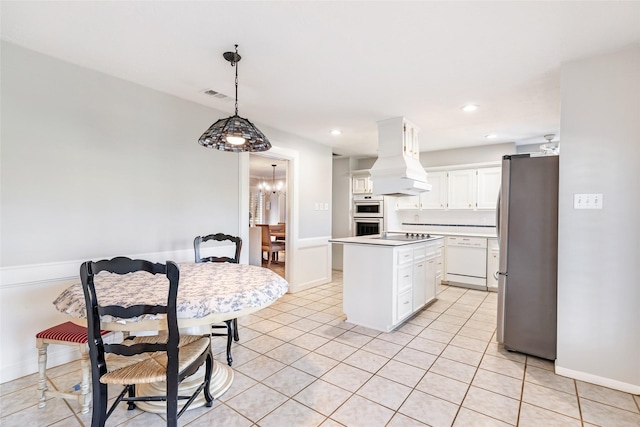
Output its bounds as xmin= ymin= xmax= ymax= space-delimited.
xmin=434 ymin=240 xmax=445 ymax=294
xmin=412 ymin=241 xmax=442 ymax=312
xmin=487 ymin=238 xmax=499 ymax=292
xmin=411 ymin=245 xmax=427 ymax=311
xmin=403 ymin=120 xmax=420 ymax=160
xmin=340 ymin=238 xmax=443 ymax=332
xmin=376 ymin=116 xmax=420 ymax=162
xmin=424 ymin=242 xmax=437 ymax=303
xmin=420 ymin=165 xmax=501 ymax=211
xmin=447 ymin=169 xmax=476 ymax=209
xmin=476 ymin=167 xmax=501 ymax=209
xmin=352 ymin=175 xmax=373 ymax=194
xmin=420 ymin=171 xmax=447 ymax=209
xmin=396 ymin=195 xmax=420 ymax=210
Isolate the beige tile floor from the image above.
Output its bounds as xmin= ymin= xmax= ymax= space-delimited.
xmin=2 ymin=271 xmax=639 ymax=426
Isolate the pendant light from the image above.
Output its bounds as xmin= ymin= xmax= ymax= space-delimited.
xmin=198 ymin=45 xmax=271 ymax=152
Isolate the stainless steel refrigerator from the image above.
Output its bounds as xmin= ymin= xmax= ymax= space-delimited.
xmin=496 ymin=154 xmax=559 ymax=360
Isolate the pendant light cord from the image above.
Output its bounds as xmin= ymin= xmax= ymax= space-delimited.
xmin=233 ymin=45 xmax=239 ymax=116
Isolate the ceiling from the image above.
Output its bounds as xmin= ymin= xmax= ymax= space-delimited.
xmin=2 ymin=1 xmax=639 ymax=158
xmin=250 ymin=155 xmax=287 ymax=181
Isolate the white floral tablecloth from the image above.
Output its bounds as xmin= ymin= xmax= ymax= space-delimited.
xmin=53 ymin=262 xmax=288 ymax=324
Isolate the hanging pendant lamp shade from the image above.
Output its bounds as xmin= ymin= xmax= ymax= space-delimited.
xmin=198 ymin=45 xmax=271 ymax=152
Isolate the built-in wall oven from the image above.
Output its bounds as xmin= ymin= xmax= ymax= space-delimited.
xmin=353 ymin=195 xmax=384 ymax=236
xmin=353 ymin=217 xmax=384 ymax=236
xmin=353 ymin=195 xmax=384 ymax=217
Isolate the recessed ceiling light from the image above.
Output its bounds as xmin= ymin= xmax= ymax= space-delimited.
xmin=485 ymin=133 xmax=497 ymax=139
xmin=331 ymin=129 xmax=342 ymax=136
xmin=462 ymin=104 xmax=479 ymax=112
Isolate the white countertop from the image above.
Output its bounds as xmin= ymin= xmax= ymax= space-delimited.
xmin=330 ymin=234 xmax=444 ymax=247
xmin=400 ymin=230 xmax=497 ymax=238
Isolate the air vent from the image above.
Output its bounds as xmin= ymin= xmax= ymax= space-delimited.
xmin=201 ymin=89 xmax=230 ymax=100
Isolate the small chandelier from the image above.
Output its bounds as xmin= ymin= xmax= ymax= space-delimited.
xmin=198 ymin=45 xmax=271 ymax=152
xmin=260 ymin=164 xmax=285 ymax=195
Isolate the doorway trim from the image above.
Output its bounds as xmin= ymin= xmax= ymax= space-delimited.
xmin=240 ymin=145 xmax=298 ymax=283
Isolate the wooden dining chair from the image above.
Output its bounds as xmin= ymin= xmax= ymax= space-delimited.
xmin=80 ymin=257 xmax=213 ymax=427
xmin=271 ymin=223 xmax=286 ymax=241
xmin=193 ymin=233 xmax=241 ymax=366
xmin=260 ymin=225 xmax=285 ymax=267
xmin=36 ymin=321 xmax=112 ymax=414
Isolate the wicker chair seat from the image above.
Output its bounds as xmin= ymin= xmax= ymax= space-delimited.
xmin=101 ymin=335 xmax=210 ymax=385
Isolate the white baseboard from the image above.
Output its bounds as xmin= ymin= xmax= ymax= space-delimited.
xmin=555 ymin=365 xmax=640 ymax=395
xmin=289 ymin=275 xmax=333 ymax=293
xmin=0 ymin=345 xmax=78 ymax=385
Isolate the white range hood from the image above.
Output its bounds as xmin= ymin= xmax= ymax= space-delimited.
xmin=370 ymin=117 xmax=431 ymax=196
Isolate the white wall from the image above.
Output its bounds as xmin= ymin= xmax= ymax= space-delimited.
xmin=1 ymin=42 xmax=241 ymax=266
xmin=0 ymin=42 xmax=333 ymax=382
xmin=419 ymin=143 xmax=515 ymax=168
xmin=556 ymin=45 xmax=640 ymax=393
xmin=331 ymin=157 xmax=355 ymax=270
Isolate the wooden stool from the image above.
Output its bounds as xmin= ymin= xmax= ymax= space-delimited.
xmin=36 ymin=322 xmax=110 ymax=414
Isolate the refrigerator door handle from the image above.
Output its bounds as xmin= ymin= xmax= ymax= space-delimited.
xmin=496 ymin=190 xmax=501 ymax=241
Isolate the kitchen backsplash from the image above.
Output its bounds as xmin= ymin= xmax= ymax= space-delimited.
xmin=388 ymin=208 xmax=497 ymax=236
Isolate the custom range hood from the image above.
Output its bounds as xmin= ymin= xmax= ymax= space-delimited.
xmin=370 ymin=117 xmax=431 ymax=196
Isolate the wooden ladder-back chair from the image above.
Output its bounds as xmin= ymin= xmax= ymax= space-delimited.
xmin=260 ymin=225 xmax=285 ymax=267
xmin=193 ymin=233 xmax=242 ymax=366
xmin=80 ymin=257 xmax=213 ymax=427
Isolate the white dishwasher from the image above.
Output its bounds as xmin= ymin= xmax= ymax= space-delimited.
xmin=445 ymin=236 xmax=488 ymax=290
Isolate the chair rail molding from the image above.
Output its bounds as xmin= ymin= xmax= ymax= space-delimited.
xmin=0 ymin=246 xmax=240 ymax=288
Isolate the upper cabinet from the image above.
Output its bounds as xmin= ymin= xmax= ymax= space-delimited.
xmin=476 ymin=167 xmax=502 ymax=209
xmin=403 ymin=120 xmax=420 ymax=161
xmin=447 ymin=169 xmax=476 ymax=209
xmin=352 ymin=174 xmax=373 ymax=194
xmin=395 ymin=195 xmax=420 ymax=210
xmin=419 ymin=171 xmax=447 ymax=209
xmin=398 ymin=165 xmax=501 ymax=211
xmin=445 ymin=166 xmax=501 ymax=210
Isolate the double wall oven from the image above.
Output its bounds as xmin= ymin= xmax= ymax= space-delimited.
xmin=353 ymin=195 xmax=384 ymax=236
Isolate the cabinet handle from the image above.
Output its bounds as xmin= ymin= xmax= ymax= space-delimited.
xmin=404 ymin=301 xmax=410 ymax=305
xmin=404 ymin=275 xmax=410 ymax=278
xmin=417 ymin=264 xmax=423 ymax=267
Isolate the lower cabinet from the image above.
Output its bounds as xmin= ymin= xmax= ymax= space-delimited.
xmin=435 ymin=241 xmax=444 ymax=294
xmin=342 ymin=238 xmax=444 ymax=332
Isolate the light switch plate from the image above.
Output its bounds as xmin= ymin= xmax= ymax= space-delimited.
xmin=574 ymin=193 xmax=603 ymax=209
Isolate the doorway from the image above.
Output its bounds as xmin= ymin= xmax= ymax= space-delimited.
xmin=249 ymin=154 xmax=289 ymax=278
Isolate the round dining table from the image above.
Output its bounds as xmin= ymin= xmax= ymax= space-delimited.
xmin=53 ymin=261 xmax=289 ymax=413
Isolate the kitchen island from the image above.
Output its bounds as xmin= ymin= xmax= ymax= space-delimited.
xmin=330 ymin=234 xmax=444 ymax=332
